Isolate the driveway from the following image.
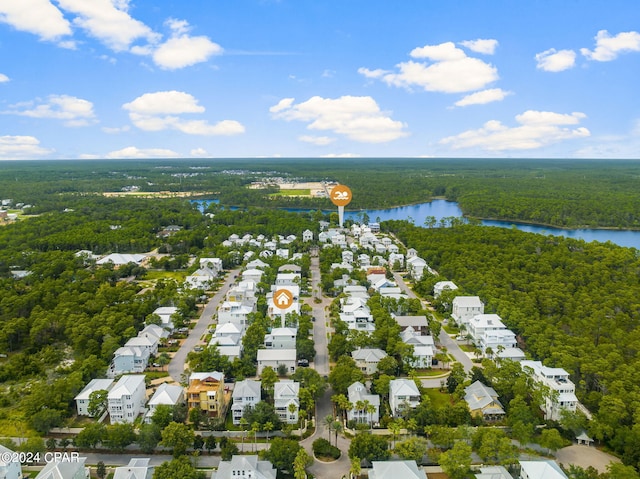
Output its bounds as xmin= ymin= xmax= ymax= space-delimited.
xmin=556 ymin=445 xmax=621 ymax=474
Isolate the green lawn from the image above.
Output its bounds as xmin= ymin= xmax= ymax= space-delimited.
xmin=271 ymin=189 xmax=311 ymax=196
xmin=143 ymin=270 xmax=188 ymax=281
xmin=423 ymin=388 xmax=453 ymax=408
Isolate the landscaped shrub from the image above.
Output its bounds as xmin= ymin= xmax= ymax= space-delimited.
xmin=312 ymin=438 xmax=341 ymax=460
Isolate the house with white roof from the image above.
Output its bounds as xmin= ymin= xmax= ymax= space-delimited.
xmin=519 ymin=460 xmax=568 ymax=479
xmin=467 ymin=314 xmax=507 ymax=345
xmin=145 ymin=383 xmax=184 ymax=423
xmin=242 ymin=268 xmax=264 ymax=283
xmin=75 ymin=378 xmax=114 ymax=416
xmin=185 ymin=257 xmax=222 ymax=290
xmin=150 ymin=306 xmax=178 ymax=330
xmin=388 ymin=253 xmax=404 ymax=268
xmin=369 ymin=461 xmax=426 ymax=479
xmin=275 ymin=272 xmax=300 ymax=286
xmin=35 ymin=457 xmax=89 ymax=479
xmin=479 ymin=329 xmax=525 ymax=360
xmin=433 ymin=281 xmax=458 ymax=298
xmin=406 ymin=256 xmax=428 ymax=281
xmin=213 ymin=455 xmax=276 ymax=479
xmin=208 ymin=336 xmax=242 ymax=361
xmin=0 ymin=444 xmax=22 ymax=479
xmin=218 ymin=300 xmax=256 ymax=329
xmin=257 ymin=349 xmax=296 ymax=375
xmin=246 ymin=259 xmax=268 ymax=270
xmin=274 ymin=380 xmax=300 ymax=424
xmin=347 ymin=381 xmax=380 ymax=424
xmin=113 ymin=458 xmax=154 ymax=479
xmin=108 ymin=375 xmax=146 ymax=424
xmin=389 ymin=379 xmax=421 ymax=417
xmin=97 ymin=253 xmax=146 ymax=267
xmin=124 ymin=334 xmax=159 ymax=357
xmin=521 ymin=361 xmax=578 ymax=421
xmin=451 ymin=296 xmax=485 ymax=327
xmin=275 ymin=248 xmax=289 ymax=259
xmin=213 ymin=322 xmax=243 ymax=344
xmin=475 ymin=466 xmax=512 ymax=479
xmin=379 ymin=286 xmax=407 ymax=301
xmin=226 ymin=280 xmax=258 ymax=302
xmin=343 ymin=285 xmax=369 ymax=299
xmin=339 ymin=296 xmax=374 ymax=332
xmin=267 ymin=286 xmax=300 ymax=319
xmin=464 ymin=381 xmax=506 ymax=421
xmin=401 ymin=328 xmax=435 ymax=369
xmin=303 ymin=229 xmax=314 ymax=242
xmin=231 ymin=379 xmax=262 ymax=425
xmin=264 ymin=328 xmax=297 ymax=349
xmin=352 ymin=348 xmax=388 ymax=375
xmin=108 ymin=345 xmax=150 ymax=378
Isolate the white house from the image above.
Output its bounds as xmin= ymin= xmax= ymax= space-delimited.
xmin=0 ymin=444 xmax=23 ymax=479
xmin=401 ymin=328 xmax=435 ymax=369
xmin=113 ymin=458 xmax=154 ymax=479
xmin=231 ymin=379 xmax=262 ymax=425
xmin=35 ymin=457 xmax=89 ymax=479
xmin=242 ymin=268 xmax=265 ymax=284
xmin=369 ymin=461 xmax=426 ymax=479
xmin=352 ymin=348 xmax=388 ymax=375
xmin=339 ymin=296 xmax=374 ymax=332
xmin=521 ymin=361 xmax=578 ymax=421
xmin=406 ymin=256 xmax=428 ymax=281
xmin=257 ymin=349 xmax=296 ymax=375
xmin=108 ymin=375 xmax=146 ymax=424
xmin=213 ymin=322 xmax=243 ymax=344
xmin=347 ymin=381 xmax=380 ymax=425
xmin=467 ymin=314 xmax=506 ymax=345
xmin=218 ymin=300 xmax=256 ymax=329
xmin=519 ymin=460 xmax=568 ymax=479
xmin=274 ymin=380 xmax=300 ymax=424
xmin=246 ymin=259 xmax=268 ymax=270
xmin=389 ymin=379 xmax=421 ymax=417
xmin=226 ymin=280 xmax=258 ymax=302
xmin=388 ymin=253 xmax=404 ymax=268
xmin=96 ymin=253 xmax=146 ymax=267
xmin=213 ymin=455 xmax=276 ymax=479
xmin=139 ymin=324 xmax=169 ymax=344
xmin=151 ymin=306 xmax=178 ymax=330
xmin=302 ymin=229 xmax=314 ymax=242
xmin=267 ymin=286 xmax=300 ymax=319
xmin=475 ymin=466 xmax=512 ymax=479
xmin=125 ymin=335 xmax=159 ymax=357
xmin=479 ymin=329 xmax=525 ymax=360
xmin=75 ymin=378 xmax=114 ymax=416
xmin=108 ymin=346 xmax=150 ymax=377
xmin=184 ymin=258 xmax=223 ymax=290
xmin=394 ymin=315 xmax=429 ymax=335
xmin=264 ymin=328 xmax=297 ymax=349
xmin=451 ymin=296 xmax=484 ymax=327
xmin=433 ymin=281 xmax=458 ymax=298
xmin=275 ymin=272 xmax=300 ymax=286
xmin=145 ymin=383 xmax=184 ymax=423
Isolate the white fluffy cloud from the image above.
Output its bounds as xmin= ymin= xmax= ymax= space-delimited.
xmin=105 ymin=146 xmax=179 ymax=159
xmin=298 ymin=135 xmax=335 ymax=145
xmin=190 ymin=148 xmax=209 ymax=157
xmin=535 ymin=48 xmax=576 ymax=72
xmin=454 ymin=88 xmax=512 ymax=107
xmin=0 ymin=135 xmax=53 ymax=159
xmin=151 ymin=19 xmax=222 ymax=70
xmin=270 ymin=95 xmax=408 ymax=143
xmin=581 ymin=30 xmax=640 ymax=61
xmin=5 ymin=95 xmax=96 ymax=126
xmin=123 ymin=91 xmax=245 ymax=136
xmin=359 ymin=41 xmax=499 ymax=93
xmin=0 ymin=0 xmax=72 ymax=43
xmin=0 ymin=1 xmax=221 ymax=69
xmin=0 ymin=73 xmax=9 ymax=82
xmin=56 ymin=0 xmax=159 ymax=52
xmin=439 ymin=110 xmax=590 ymax=151
xmin=459 ymin=39 xmax=498 ymax=55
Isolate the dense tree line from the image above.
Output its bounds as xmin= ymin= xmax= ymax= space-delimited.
xmin=385 ymin=219 xmax=640 ymax=468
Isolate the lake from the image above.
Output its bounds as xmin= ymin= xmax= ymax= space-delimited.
xmin=195 ymin=199 xmax=640 ymax=249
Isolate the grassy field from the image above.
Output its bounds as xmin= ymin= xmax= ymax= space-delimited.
xmin=143 ymin=270 xmax=188 ymax=282
xmin=423 ymin=388 xmax=453 ymax=408
xmin=270 ymin=189 xmax=311 ymax=196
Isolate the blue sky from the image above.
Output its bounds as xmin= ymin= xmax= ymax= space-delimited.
xmin=0 ymin=0 xmax=639 ymax=160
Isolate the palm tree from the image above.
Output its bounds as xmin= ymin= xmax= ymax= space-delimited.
xmin=365 ymin=401 xmax=376 ymax=431
xmin=333 ymin=420 xmax=343 ymax=447
xmin=324 ymin=415 xmax=335 ymax=445
xmin=264 ymin=421 xmax=274 ymax=442
xmin=388 ymin=418 xmax=403 ymax=449
xmin=354 ymin=400 xmax=365 ymax=424
xmin=251 ymin=422 xmax=260 ymax=453
xmin=239 ymin=417 xmax=248 ymax=453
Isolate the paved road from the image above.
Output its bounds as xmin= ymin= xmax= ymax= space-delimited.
xmin=168 ymin=268 xmax=241 ymax=383
xmin=392 ymin=271 xmax=473 ymax=373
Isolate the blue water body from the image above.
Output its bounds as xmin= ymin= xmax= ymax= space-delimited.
xmin=195 ymin=199 xmax=640 ymax=249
